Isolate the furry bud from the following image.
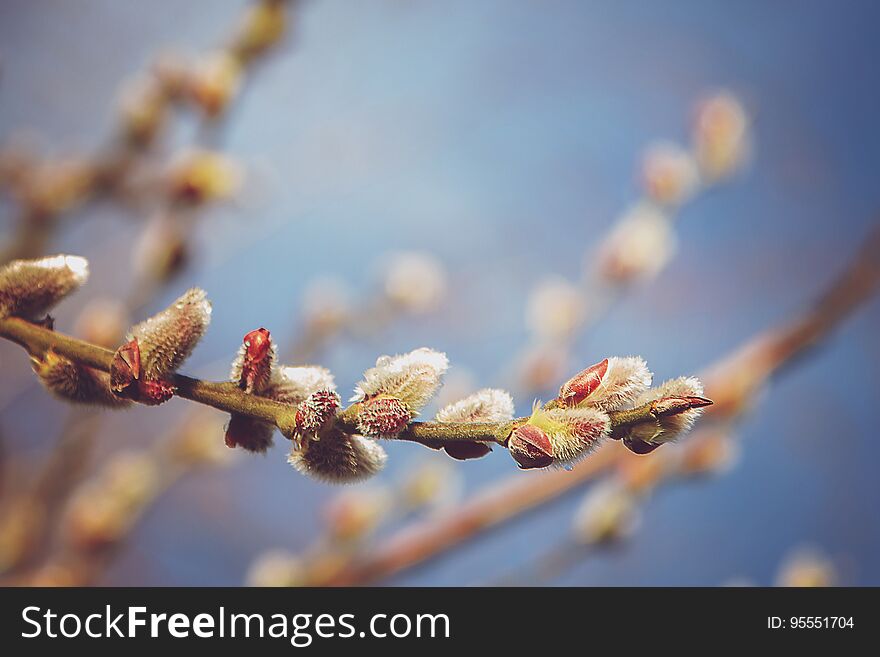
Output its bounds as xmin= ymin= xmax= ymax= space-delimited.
xmin=295 ymin=389 xmax=342 ymax=438
xmin=436 ymin=388 xmax=515 ymax=423
xmin=33 ymin=351 xmax=130 ymax=408
xmin=288 ymin=429 xmax=387 ymax=483
xmin=351 ymin=348 xmax=448 ymax=415
xmin=540 ymin=406 xmax=611 ymax=467
xmin=434 ymin=388 xmax=514 ymax=460
xmin=356 ymin=395 xmax=411 ymax=438
xmin=230 ymin=327 xmax=274 ymax=394
xmin=578 ymin=356 xmax=652 ymax=412
xmin=0 ymin=254 xmax=89 ymax=319
xmin=507 ymin=423 xmax=554 ymax=470
xmin=225 ymin=363 xmax=336 ymax=454
xmin=127 ymin=287 xmax=211 ymax=379
xmin=557 ymin=358 xmax=609 ymax=407
xmin=225 ymin=413 xmax=275 ymax=453
xmin=615 ymin=377 xmax=711 ymax=453
xmin=267 ymin=365 xmax=336 ymax=406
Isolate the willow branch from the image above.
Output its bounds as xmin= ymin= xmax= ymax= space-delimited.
xmin=309 ymin=222 xmax=880 ymax=585
xmin=0 ymin=316 xmax=667 ymax=451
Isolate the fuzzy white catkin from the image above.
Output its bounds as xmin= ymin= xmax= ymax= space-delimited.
xmin=269 ymin=365 xmax=336 ymax=405
xmin=0 ymin=254 xmax=89 ymax=319
xmin=33 ymin=351 xmax=130 ymax=408
xmin=435 ymin=388 xmax=515 ymax=423
xmin=288 ymin=430 xmax=387 ymax=483
xmin=351 ymin=348 xmax=448 ymax=414
xmin=543 ymin=406 xmax=611 ymax=466
xmin=127 ymin=287 xmax=212 ymax=378
xmin=587 ymin=356 xmax=652 ymax=412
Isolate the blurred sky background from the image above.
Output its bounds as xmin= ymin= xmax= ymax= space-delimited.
xmin=1 ymin=0 xmax=879 ymax=585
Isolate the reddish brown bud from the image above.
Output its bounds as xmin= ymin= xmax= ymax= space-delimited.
xmin=558 ymin=358 xmax=609 ymax=407
xmin=651 ymin=396 xmax=713 ymax=417
xmin=442 ymin=442 xmax=493 ymax=461
xmin=295 ymin=389 xmax=341 ymax=436
xmin=110 ymin=338 xmax=141 ymax=394
xmin=225 ymin=413 xmax=274 ymax=453
xmin=137 ymin=378 xmax=176 ymax=406
xmin=239 ymin=327 xmax=272 ymax=393
xmin=508 ymin=424 xmax=554 ymax=470
xmin=623 ymin=435 xmax=663 ymax=455
xmin=356 ymin=396 xmax=411 ymax=438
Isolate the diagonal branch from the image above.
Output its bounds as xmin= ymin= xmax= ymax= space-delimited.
xmin=0 ymin=315 xmax=678 ymax=452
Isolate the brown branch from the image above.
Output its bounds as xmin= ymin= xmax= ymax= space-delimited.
xmin=310 ymin=222 xmax=880 ymax=585
xmin=0 ymin=315 xmax=677 ymax=454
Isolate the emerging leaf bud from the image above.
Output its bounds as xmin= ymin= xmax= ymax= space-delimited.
xmin=0 ymin=254 xmax=89 ymax=319
xmin=615 ymin=377 xmax=711 ymax=453
xmin=351 ymin=347 xmax=448 ymax=415
xmin=507 ymin=423 xmax=554 ymax=470
xmin=557 ymin=358 xmax=609 ymax=407
xmin=561 ymin=356 xmax=652 ymax=412
xmin=288 ymin=429 xmax=387 ymax=483
xmin=356 ymin=395 xmax=411 ymax=438
xmin=230 ymin=327 xmax=274 ymax=394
